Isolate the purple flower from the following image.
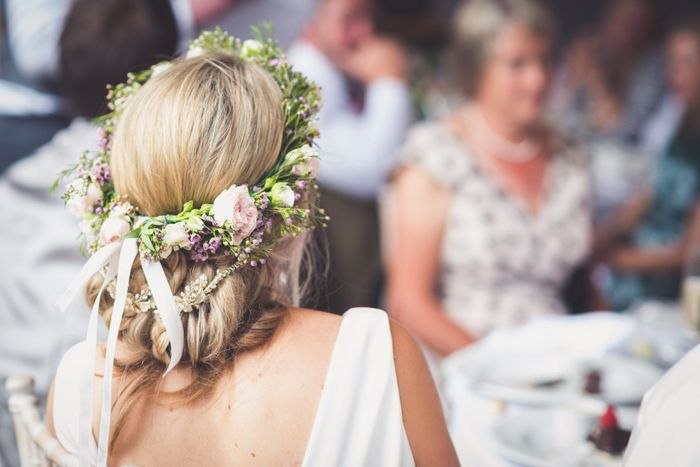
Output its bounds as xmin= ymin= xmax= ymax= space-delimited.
xmin=189 ymin=233 xmax=202 ymax=248
xmin=190 ymin=251 xmax=209 ymax=262
xmin=204 ymin=237 xmax=221 ymax=254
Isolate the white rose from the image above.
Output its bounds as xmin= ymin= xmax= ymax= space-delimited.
xmin=163 ymin=222 xmax=190 ymax=250
xmin=241 ymin=39 xmax=263 ymax=57
xmin=99 ymin=215 xmax=131 ymax=245
xmin=270 ymin=182 xmax=295 ymax=208
xmin=211 ymin=184 xmax=259 ymax=244
xmin=186 ymin=47 xmax=206 ymax=59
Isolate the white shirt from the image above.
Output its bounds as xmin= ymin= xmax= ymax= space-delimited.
xmin=287 ymin=40 xmax=413 ymax=199
xmin=0 ymin=0 xmax=195 ymax=116
xmin=624 ymin=342 xmax=700 ymax=466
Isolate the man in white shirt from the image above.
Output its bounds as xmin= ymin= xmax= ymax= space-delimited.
xmin=287 ymin=0 xmax=413 ymax=313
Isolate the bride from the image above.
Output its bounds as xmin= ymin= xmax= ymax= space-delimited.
xmin=45 ymin=29 xmax=458 ymax=466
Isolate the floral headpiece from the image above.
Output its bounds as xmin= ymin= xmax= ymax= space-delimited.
xmin=59 ymin=26 xmax=323 ymax=265
xmin=55 ymin=28 xmax=324 ymax=465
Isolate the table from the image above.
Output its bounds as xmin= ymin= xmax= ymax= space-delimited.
xmin=439 ymin=303 xmax=699 ymax=466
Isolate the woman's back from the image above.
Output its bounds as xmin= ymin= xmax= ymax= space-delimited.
xmin=50 ymin=308 xmax=447 ymax=466
xmin=47 ymin=28 xmax=458 ymax=467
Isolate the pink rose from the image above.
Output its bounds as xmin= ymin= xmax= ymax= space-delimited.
xmin=99 ymin=215 xmax=131 ymax=245
xmin=211 ymin=184 xmax=258 ymax=244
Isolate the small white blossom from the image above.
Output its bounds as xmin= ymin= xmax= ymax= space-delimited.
xmin=240 ymin=39 xmax=263 ymax=57
xmin=151 ymin=62 xmax=173 ymax=77
xmin=66 ymin=180 xmax=103 ymax=216
xmin=186 ymin=47 xmax=206 ymax=59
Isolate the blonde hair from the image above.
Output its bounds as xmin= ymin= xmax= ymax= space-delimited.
xmin=86 ymin=52 xmax=310 ymax=447
xmin=452 ymin=0 xmax=555 ymax=95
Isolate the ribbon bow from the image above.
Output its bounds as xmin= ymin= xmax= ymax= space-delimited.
xmin=56 ymin=238 xmax=185 ymax=467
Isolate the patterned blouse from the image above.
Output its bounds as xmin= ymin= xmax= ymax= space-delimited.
xmin=397 ymin=122 xmax=593 ymax=337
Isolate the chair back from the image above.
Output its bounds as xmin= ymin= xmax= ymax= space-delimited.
xmin=6 ymin=375 xmax=78 ymax=467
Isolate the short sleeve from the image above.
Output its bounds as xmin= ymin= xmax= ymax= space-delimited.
xmin=396 ymin=122 xmax=470 ymax=189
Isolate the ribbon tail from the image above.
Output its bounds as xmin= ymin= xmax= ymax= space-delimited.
xmin=78 ymin=251 xmax=119 ymax=467
xmin=95 ymin=238 xmax=138 ymax=467
xmin=56 ymin=241 xmax=122 ymax=312
xmin=141 ymin=257 xmax=185 ymax=374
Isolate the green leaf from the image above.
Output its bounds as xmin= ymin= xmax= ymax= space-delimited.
xmin=141 ymin=234 xmax=155 ymax=252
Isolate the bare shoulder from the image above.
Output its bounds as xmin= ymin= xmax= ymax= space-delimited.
xmin=285 ymin=307 xmax=342 ymax=334
xmin=278 ymin=308 xmax=343 ymax=358
xmin=388 ymin=317 xmax=427 ymax=368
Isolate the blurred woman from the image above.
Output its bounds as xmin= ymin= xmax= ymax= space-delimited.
xmin=597 ymin=18 xmax=700 ymax=310
xmin=387 ymin=0 xmax=592 ymax=356
xmin=551 ymin=0 xmax=665 ymax=143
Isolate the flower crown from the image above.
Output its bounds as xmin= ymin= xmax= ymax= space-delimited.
xmin=58 ymin=26 xmax=325 ymax=279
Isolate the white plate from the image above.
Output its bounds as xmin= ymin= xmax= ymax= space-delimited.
xmin=490 ymin=405 xmax=637 ymax=467
xmin=468 ymin=352 xmax=579 ymax=405
xmin=465 ymin=351 xmax=663 ymax=406
xmin=581 ymin=354 xmax=664 ymax=405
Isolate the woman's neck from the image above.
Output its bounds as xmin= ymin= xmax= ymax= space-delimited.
xmin=478 ymin=102 xmax=536 ymax=142
xmin=462 ymin=104 xmax=544 ymax=163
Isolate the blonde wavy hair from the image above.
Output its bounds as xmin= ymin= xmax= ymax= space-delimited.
xmin=86 ymin=52 xmax=311 ymax=446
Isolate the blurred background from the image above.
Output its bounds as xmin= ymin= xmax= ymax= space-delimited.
xmin=3 ymin=0 xmax=700 ymax=466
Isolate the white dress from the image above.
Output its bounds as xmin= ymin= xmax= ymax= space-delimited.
xmin=52 ymin=307 xmax=416 ymax=466
xmin=623 ymin=343 xmax=700 ymax=466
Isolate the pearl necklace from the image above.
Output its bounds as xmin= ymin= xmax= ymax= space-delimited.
xmin=463 ymin=106 xmax=543 ymax=163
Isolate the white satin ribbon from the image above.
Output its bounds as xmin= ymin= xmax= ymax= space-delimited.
xmin=141 ymin=256 xmax=184 ymax=374
xmin=56 ymin=241 xmax=122 ymax=311
xmin=79 ymin=253 xmax=119 ymax=467
xmin=56 ymin=237 xmax=187 ymax=467
xmin=95 ymin=237 xmax=137 ymax=466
